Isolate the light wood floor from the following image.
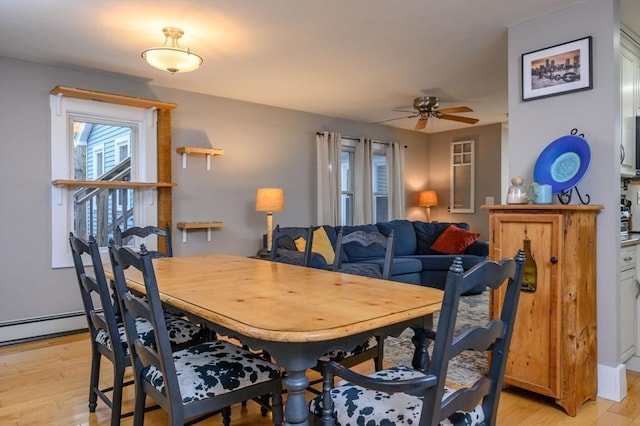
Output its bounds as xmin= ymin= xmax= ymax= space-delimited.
xmin=2 ymin=332 xmax=640 ymax=425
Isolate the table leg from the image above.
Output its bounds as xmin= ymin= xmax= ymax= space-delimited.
xmin=411 ymin=326 xmax=431 ymax=372
xmin=283 ymin=368 xmax=310 ymax=426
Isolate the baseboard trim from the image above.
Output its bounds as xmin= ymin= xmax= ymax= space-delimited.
xmin=626 ymin=355 xmax=640 ymax=373
xmin=597 ymin=363 xmax=627 ymax=402
xmin=0 ymin=311 xmax=87 ymax=345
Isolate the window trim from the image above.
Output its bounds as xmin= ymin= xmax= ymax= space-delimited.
xmin=50 ymin=96 xmax=157 ymax=268
xmin=50 ymin=86 xmax=177 ymax=266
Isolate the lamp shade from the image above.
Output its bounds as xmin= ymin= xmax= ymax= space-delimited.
xmin=418 ymin=190 xmax=438 ymax=207
xmin=255 ymin=188 xmax=284 ymax=212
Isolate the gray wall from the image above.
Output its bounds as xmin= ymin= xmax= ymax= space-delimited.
xmin=508 ymin=0 xmax=621 ymax=399
xmin=2 ymin=56 xmax=499 ymax=337
xmin=423 ymin=123 xmax=504 ymax=240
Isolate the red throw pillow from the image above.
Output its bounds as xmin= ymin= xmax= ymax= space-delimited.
xmin=430 ymin=225 xmax=480 ymax=254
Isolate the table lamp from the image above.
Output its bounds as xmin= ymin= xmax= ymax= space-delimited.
xmin=418 ymin=190 xmax=438 ymax=222
xmin=255 ymin=188 xmax=284 ymax=252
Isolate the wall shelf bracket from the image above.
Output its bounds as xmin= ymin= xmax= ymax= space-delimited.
xmin=176 ymin=147 xmax=224 ymax=170
xmin=176 ymin=221 xmax=224 ymax=243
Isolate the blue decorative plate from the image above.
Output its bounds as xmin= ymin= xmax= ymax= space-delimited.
xmin=533 ymin=134 xmax=591 ymax=194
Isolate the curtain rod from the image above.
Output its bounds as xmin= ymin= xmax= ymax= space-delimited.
xmin=315 ymin=132 xmax=407 ymax=148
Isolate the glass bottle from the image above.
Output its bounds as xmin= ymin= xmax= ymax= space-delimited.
xmin=506 ymin=176 xmax=528 ymax=204
xmin=521 ymin=238 xmax=537 ymax=292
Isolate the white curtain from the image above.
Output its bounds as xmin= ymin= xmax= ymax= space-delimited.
xmin=316 ymin=131 xmax=342 ymax=226
xmin=387 ymin=142 xmax=406 ymax=219
xmin=353 ymin=137 xmax=373 ymax=225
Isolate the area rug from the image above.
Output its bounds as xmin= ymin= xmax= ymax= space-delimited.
xmin=384 ymin=290 xmax=489 ymax=385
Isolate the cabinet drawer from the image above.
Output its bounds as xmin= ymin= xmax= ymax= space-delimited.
xmin=621 ymin=246 xmax=637 ymax=272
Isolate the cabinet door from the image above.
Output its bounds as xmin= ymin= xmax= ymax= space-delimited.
xmin=621 ymin=45 xmax=637 ymax=176
xmin=490 ymin=213 xmax=562 ymax=398
xmin=621 ymin=267 xmax=637 ymax=363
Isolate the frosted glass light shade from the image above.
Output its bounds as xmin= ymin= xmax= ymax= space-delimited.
xmin=142 ymin=27 xmax=202 ymax=74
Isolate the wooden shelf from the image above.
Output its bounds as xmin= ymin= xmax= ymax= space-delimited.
xmin=50 ymin=86 xmax=178 ymax=110
xmin=176 ymin=221 xmax=224 ymax=243
xmin=176 ymin=146 xmax=224 ymax=170
xmin=52 ymin=180 xmax=176 ymax=188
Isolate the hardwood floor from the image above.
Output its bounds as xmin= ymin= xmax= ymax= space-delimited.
xmin=2 ymin=332 xmax=640 ymax=425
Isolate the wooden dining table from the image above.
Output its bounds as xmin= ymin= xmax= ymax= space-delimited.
xmin=104 ymin=254 xmax=443 ymax=426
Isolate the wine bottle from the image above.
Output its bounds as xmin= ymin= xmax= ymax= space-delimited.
xmin=522 ymin=237 xmax=537 ymax=292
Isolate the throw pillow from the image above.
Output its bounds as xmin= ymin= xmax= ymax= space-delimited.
xmin=430 ymin=225 xmax=480 ymax=255
xmin=295 ymin=227 xmax=335 ymax=264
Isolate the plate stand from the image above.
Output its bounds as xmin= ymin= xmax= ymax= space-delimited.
xmin=557 ymin=185 xmax=591 ymax=205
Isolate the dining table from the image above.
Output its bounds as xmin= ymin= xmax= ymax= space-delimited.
xmin=104 ymin=253 xmax=443 ymax=426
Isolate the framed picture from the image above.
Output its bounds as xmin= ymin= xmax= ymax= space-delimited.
xmin=522 ymin=36 xmax=592 ymax=101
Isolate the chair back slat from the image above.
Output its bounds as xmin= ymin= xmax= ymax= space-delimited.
xmin=115 ymin=224 xmax=173 ymax=258
xmin=449 ymin=320 xmax=504 ymax=357
xmin=333 ymin=229 xmax=396 ymax=279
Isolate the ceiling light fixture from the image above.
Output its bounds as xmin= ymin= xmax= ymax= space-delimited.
xmin=141 ymin=27 xmax=203 ymax=75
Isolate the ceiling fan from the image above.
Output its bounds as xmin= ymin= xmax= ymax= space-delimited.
xmin=376 ymin=96 xmax=479 ymax=130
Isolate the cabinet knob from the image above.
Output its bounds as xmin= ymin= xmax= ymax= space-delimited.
xmin=550 ymin=256 xmax=558 ymax=264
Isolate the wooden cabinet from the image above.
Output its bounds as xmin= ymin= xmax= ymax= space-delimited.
xmin=483 ymin=204 xmax=602 ymax=416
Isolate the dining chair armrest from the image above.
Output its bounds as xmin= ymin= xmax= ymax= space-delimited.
xmin=323 ymin=360 xmax=437 ymax=394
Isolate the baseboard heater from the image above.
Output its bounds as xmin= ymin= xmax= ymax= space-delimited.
xmin=0 ymin=310 xmax=88 ymax=346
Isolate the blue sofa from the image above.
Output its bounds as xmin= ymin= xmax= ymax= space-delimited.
xmin=273 ymin=219 xmax=489 ymax=294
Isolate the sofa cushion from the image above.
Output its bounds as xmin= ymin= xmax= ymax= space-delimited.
xmin=413 ymin=221 xmax=470 ymax=255
xmin=337 ymin=224 xmax=384 ymax=261
xmin=365 ymin=257 xmax=422 ymax=276
xmin=376 ymin=219 xmax=417 ymax=256
xmin=431 ymin=225 xmax=480 ymax=254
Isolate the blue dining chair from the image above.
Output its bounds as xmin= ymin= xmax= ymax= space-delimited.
xmin=310 ymin=250 xmax=525 ymax=426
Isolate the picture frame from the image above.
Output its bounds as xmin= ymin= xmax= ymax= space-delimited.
xmin=522 ymin=36 xmax=592 ymax=101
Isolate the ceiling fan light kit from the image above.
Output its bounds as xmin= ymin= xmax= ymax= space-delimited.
xmin=377 ymin=96 xmax=479 ymax=130
xmin=142 ymin=27 xmax=203 ymax=75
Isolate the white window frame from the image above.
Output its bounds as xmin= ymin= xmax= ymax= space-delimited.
xmin=50 ymin=95 xmax=157 ymax=268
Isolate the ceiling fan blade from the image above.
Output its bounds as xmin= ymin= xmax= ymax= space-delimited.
xmin=437 ymin=106 xmax=473 ymax=114
xmin=439 ymin=114 xmax=479 ymax=124
xmin=415 ymin=117 xmax=428 ymax=130
xmin=391 ymin=108 xmax=417 ymax=114
xmin=373 ymin=114 xmax=418 ymax=124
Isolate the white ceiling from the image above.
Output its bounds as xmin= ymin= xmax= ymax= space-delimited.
xmin=1 ymin=0 xmax=638 ymax=133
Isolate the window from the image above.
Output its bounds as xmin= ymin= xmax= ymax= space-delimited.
xmin=341 ymin=141 xmax=355 ymax=226
xmin=91 ymin=144 xmax=105 ymax=179
xmin=450 ymin=140 xmax=475 ymax=213
xmin=339 ymin=138 xmax=389 ymax=225
xmin=113 ymin=135 xmax=132 ymax=212
xmin=51 ymin=96 xmax=157 ymax=268
xmin=317 ymin=131 xmax=404 ymax=227
xmin=372 ymin=144 xmax=388 ymax=223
